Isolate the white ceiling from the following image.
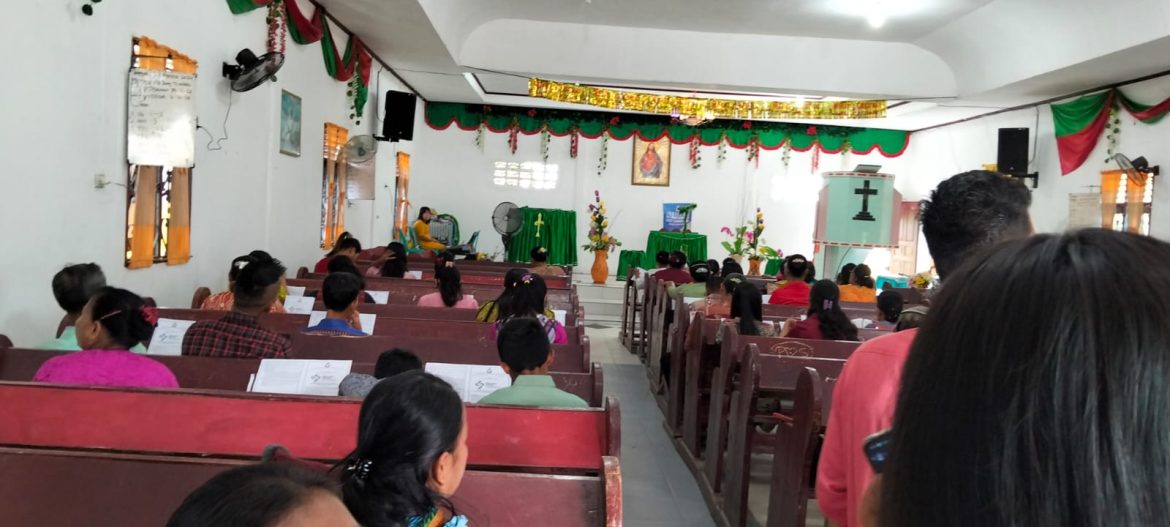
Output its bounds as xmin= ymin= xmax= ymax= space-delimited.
xmin=314 ymin=0 xmax=1170 ymax=131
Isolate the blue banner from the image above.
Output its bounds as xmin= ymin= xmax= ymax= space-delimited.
xmin=663 ymin=203 xmax=689 ymax=232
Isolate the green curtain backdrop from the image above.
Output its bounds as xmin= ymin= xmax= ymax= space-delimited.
xmin=617 ymin=250 xmax=646 ymax=281
xmin=647 ymin=232 xmax=707 ymax=262
xmin=506 ymin=207 xmax=577 ymax=266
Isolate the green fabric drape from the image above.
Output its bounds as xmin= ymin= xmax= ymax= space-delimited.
xmin=764 ymin=258 xmax=782 ymax=277
xmin=425 ymin=102 xmax=911 ymax=156
xmin=506 ymin=208 xmax=578 ymax=266
xmin=617 ymin=250 xmax=647 ymax=281
xmin=1051 ymin=88 xmax=1170 ymax=175
xmin=646 ymin=232 xmax=707 ymax=262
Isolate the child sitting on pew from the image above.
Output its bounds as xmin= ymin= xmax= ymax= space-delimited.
xmin=687 ymin=275 xmax=727 ymax=316
xmin=492 ymin=273 xmax=568 ymax=344
xmin=418 ymin=264 xmax=479 ymax=309
xmin=339 ymin=348 xmax=423 ymax=397
xmin=337 ymin=370 xmax=469 ymax=527
xmin=780 ymin=280 xmax=860 ymax=341
xmin=39 ymin=263 xmax=143 ymax=353
xmin=314 ymin=232 xmax=362 ymax=274
xmin=34 ymin=287 xmax=178 ymax=388
xmin=667 ymin=263 xmax=712 ymax=299
xmin=182 ymin=259 xmax=292 ymax=359
xmin=167 ymin=462 xmax=358 ymax=527
xmin=376 ymin=242 xmax=411 ymax=278
xmin=305 ymin=272 xmax=369 ymax=337
xmin=476 ymin=269 xmax=557 ymax=323
xmin=327 ymin=257 xmax=378 ymax=304
xmin=479 ymin=318 xmax=587 ymax=408
xmin=529 ymin=246 xmax=567 ymax=277
xmin=718 ymin=282 xmax=777 ymax=340
xmin=201 ymin=254 xmax=287 ymax=314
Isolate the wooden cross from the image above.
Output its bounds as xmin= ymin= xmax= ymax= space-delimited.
xmin=853 ymin=180 xmax=878 ymax=222
xmin=534 ymin=213 xmax=545 ymax=238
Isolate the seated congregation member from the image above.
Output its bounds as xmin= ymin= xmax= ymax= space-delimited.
xmin=376 ymin=242 xmax=411 ymax=278
xmin=529 ymin=246 xmax=566 ymax=277
xmin=39 ymin=263 xmax=142 ymax=353
xmin=878 ymin=230 xmax=1170 ymax=526
xmin=327 ymin=257 xmax=378 ymax=305
xmin=167 ymin=462 xmax=358 ymax=527
xmin=689 ymin=276 xmax=729 ymax=316
xmin=182 ymin=258 xmax=292 ymax=359
xmin=653 ymin=251 xmax=693 ymax=284
xmin=477 ymin=268 xmax=525 ymax=322
xmin=871 ymin=290 xmax=903 ymax=330
xmin=34 ymin=287 xmax=177 ymax=388
xmin=768 ymin=254 xmax=812 ymax=306
xmin=339 ymin=348 xmax=423 ymax=398
xmin=721 ymin=259 xmax=745 ymax=277
xmin=202 ymin=254 xmax=287 ymax=314
xmin=780 ymin=280 xmax=859 ymax=341
xmin=314 ymin=232 xmax=362 ymax=274
xmin=418 ymin=265 xmax=479 ymax=309
xmin=493 ymin=273 xmax=568 ymax=344
xmin=804 ymin=262 xmax=817 ymax=284
xmin=894 ymin=305 xmax=928 ymax=332
xmin=479 ymin=318 xmax=587 ymax=408
xmin=337 ymin=370 xmax=469 ymax=527
xmin=413 ymin=207 xmax=447 ymax=252
xmin=304 ymin=273 xmax=368 ymax=337
xmin=836 ymin=263 xmax=857 ymax=286
xmin=667 ymin=263 xmax=712 ymax=299
xmin=718 ymin=281 xmax=776 ymax=340
xmin=817 ymin=170 xmax=1032 ymax=527
xmin=706 ymin=258 xmax=721 ymax=277
xmin=838 ymin=263 xmax=878 ymax=303
xmin=630 ymin=250 xmax=670 ymax=285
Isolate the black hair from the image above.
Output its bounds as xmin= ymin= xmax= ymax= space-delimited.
xmin=722 ymin=261 xmax=744 ymax=276
xmin=689 ymin=263 xmax=712 ymax=282
xmin=51 ymin=263 xmax=107 ymax=315
xmin=723 ymin=273 xmax=746 ymax=295
xmin=920 ymin=170 xmax=1032 ymax=280
xmin=881 ymin=230 xmax=1170 ymax=526
xmin=807 ymin=280 xmax=858 ymax=341
xmin=375 ymin=349 xmax=423 ymax=379
xmin=380 ymin=242 xmax=409 ymax=278
xmin=705 ymin=276 xmax=723 ymax=295
xmin=88 ymin=287 xmax=155 ymax=349
xmin=530 ymin=246 xmax=549 ymax=263
xmin=496 ymin=317 xmax=552 ymax=372
xmin=668 ymin=251 xmax=687 ymax=269
xmin=730 ymin=282 xmax=763 ymax=336
xmin=233 ymin=259 xmax=286 ymax=310
xmin=655 ymin=251 xmax=671 ymax=266
xmin=783 ymin=254 xmax=809 ymax=281
xmin=167 ymin=462 xmax=340 ymax=527
xmin=877 ymin=290 xmax=904 ymax=323
xmin=706 ymin=259 xmax=721 ymax=277
xmin=804 ymin=262 xmax=817 ymax=284
xmin=248 ymin=250 xmax=275 ymax=262
xmin=852 ymin=264 xmax=875 ymax=289
xmin=228 ymin=255 xmax=257 ymax=283
xmin=327 ymin=232 xmax=362 ymax=257
xmin=417 ymin=207 xmax=433 ymax=220
xmin=895 ymin=306 xmax=928 ymax=332
xmin=328 ymin=255 xmax=362 ymax=277
xmin=434 ymin=265 xmax=463 ymax=308
xmin=484 ymin=269 xmax=529 ymax=322
xmin=500 ymin=273 xmax=548 ymax=318
xmin=322 ymin=272 xmax=363 ymax=312
xmin=836 ymin=263 xmax=856 ymax=286
xmin=338 ymin=371 xmax=463 ymax=527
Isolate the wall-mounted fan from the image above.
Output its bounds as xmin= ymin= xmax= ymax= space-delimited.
xmin=492 ymin=202 xmax=522 ymax=254
xmin=1111 ymin=153 xmax=1160 ymax=177
xmin=222 ymin=49 xmax=284 ymax=92
xmin=345 ymin=135 xmax=378 ymax=164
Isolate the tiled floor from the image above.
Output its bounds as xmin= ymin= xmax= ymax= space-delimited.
xmin=588 ymin=326 xmax=827 ymax=527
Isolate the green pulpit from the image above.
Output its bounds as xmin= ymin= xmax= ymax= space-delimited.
xmin=616 ymin=231 xmax=707 ymax=280
xmin=506 ymin=207 xmax=578 ymax=265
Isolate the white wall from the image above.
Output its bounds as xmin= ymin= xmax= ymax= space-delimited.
xmin=408 ymin=122 xmax=907 ymax=273
xmin=906 ymin=75 xmax=1170 ymax=239
xmin=0 ymin=0 xmax=411 ymax=346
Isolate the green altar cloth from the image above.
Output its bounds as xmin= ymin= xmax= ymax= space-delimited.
xmin=505 ymin=207 xmax=578 ymax=266
xmin=616 ymin=231 xmax=707 ymax=280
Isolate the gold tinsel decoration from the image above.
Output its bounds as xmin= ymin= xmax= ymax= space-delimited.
xmin=528 ymin=78 xmax=887 ymax=120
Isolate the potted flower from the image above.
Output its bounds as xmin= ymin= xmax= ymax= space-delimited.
xmin=721 ymin=225 xmax=749 ymax=263
xmin=744 ymin=208 xmax=781 ymax=276
xmin=582 ymin=190 xmax=622 ymax=284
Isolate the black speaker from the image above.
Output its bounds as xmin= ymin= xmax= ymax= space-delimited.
xmin=997 ymin=128 xmax=1029 ymax=175
xmin=381 ymin=90 xmax=416 ymax=142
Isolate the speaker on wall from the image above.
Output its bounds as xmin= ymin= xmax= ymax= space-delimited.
xmin=997 ymin=128 xmax=1029 ymax=175
xmin=381 ymin=90 xmax=417 ymax=142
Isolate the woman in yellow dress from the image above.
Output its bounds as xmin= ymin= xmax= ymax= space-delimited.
xmin=412 ymin=207 xmax=447 ymax=252
xmin=838 ymin=263 xmax=878 ymax=303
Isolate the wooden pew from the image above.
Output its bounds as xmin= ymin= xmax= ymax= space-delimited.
xmin=0 ymin=335 xmax=11 ymax=349
xmin=0 ymin=382 xmax=620 ymax=472
xmin=287 ymin=334 xmax=592 ymax=374
xmin=0 ymin=348 xmax=605 ymax=407
xmin=286 ymin=278 xmax=577 ymax=311
xmin=0 ymin=447 xmax=620 ymax=527
xmin=646 ymin=278 xmax=673 ymax=389
xmin=303 ymin=301 xmax=582 ymax=327
xmin=619 ymin=277 xmax=640 ymax=350
xmin=305 ymin=271 xmax=573 ymax=290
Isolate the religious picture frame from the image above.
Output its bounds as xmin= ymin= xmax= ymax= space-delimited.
xmin=280 ymin=90 xmax=302 ymax=157
xmin=632 ymin=136 xmax=671 ymax=187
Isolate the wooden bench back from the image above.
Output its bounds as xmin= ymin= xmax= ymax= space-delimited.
xmin=286 ymin=278 xmax=576 ymax=310
xmin=286 ymin=333 xmax=591 ymax=374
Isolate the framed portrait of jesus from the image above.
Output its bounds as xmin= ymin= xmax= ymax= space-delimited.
xmin=632 ymin=136 xmax=671 ymax=187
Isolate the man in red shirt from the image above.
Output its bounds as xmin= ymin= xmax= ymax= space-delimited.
xmin=652 ymin=250 xmax=693 ymax=285
xmin=183 ymin=258 xmax=292 ymax=359
xmin=816 ymin=171 xmax=1033 ymax=526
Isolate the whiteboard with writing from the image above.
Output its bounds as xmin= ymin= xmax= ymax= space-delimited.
xmin=127 ymin=69 xmax=196 ymax=167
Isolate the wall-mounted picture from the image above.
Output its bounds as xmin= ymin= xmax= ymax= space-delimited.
xmin=280 ymin=90 xmax=302 ymax=157
xmin=632 ymin=136 xmax=671 ymax=186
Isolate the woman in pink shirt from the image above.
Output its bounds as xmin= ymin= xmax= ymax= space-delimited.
xmin=34 ymin=287 xmax=178 ymax=389
xmin=417 ymin=265 xmax=479 ymax=309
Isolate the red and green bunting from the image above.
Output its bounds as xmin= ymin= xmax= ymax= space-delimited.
xmin=225 ymin=0 xmax=371 ymax=117
xmin=426 ymin=103 xmax=911 ymax=156
xmin=1052 ymin=88 xmax=1170 ymax=175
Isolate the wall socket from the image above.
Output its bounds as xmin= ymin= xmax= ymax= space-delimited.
xmin=94 ymin=173 xmax=109 ymax=189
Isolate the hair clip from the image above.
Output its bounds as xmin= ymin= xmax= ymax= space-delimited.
xmin=823 ymin=300 xmax=835 ymax=311
xmin=445 ymin=261 xmax=455 ymax=268
xmin=140 ymin=307 xmax=159 ymax=326
xmin=520 ymin=274 xmax=534 ymax=284
xmin=98 ymin=310 xmax=123 ymax=322
xmin=234 ymin=260 xmax=251 ymax=270
xmin=347 ymin=458 xmax=374 ymax=481
xmin=537 ymin=247 xmax=548 ymax=254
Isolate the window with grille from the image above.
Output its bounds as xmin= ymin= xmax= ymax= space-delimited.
xmin=1109 ymin=171 xmax=1155 ymax=235
xmin=492 ymin=161 xmax=559 ymax=190
xmin=321 ymin=123 xmax=349 ymax=248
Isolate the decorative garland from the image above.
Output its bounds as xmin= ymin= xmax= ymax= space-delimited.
xmin=597 ymin=135 xmax=609 ymax=176
xmin=529 ymin=78 xmax=887 ymax=120
xmin=569 ymin=128 xmax=579 ymax=159
xmin=507 ymin=119 xmax=519 ymax=155
xmin=717 ymin=132 xmax=728 ymax=165
xmin=689 ymin=136 xmax=701 ymax=169
xmin=265 ymin=0 xmax=286 ymax=55
xmin=540 ymin=128 xmax=551 ymax=164
xmin=1051 ymin=87 xmax=1170 ymax=174
xmin=781 ymin=142 xmax=792 ymax=169
xmin=1104 ymin=104 xmax=1121 ymax=162
xmin=425 ymin=102 xmax=909 ymax=157
xmin=474 ymin=122 xmax=485 ymax=151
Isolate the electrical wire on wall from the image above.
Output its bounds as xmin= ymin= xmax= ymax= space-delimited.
xmin=197 ymin=83 xmax=233 ymax=151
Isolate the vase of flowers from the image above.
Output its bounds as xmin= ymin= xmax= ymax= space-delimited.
xmin=721 ymin=225 xmax=748 ymax=263
xmin=744 ymin=208 xmax=781 ymax=276
xmin=583 ymin=190 xmax=621 ymax=284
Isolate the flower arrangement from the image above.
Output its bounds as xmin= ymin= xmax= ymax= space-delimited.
xmin=723 ymin=208 xmax=780 ymax=260
xmin=911 ymin=270 xmax=935 ymax=289
xmin=583 ymin=190 xmax=622 ymax=252
xmin=721 ymin=225 xmax=749 ymax=257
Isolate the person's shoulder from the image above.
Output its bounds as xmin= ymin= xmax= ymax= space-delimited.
xmin=551 ymin=388 xmax=589 ymax=408
xmin=854 ymin=328 xmax=916 ymax=358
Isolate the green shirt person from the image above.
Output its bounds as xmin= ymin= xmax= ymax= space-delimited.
xmin=478 ymin=317 xmax=587 ymax=409
xmin=37 ymin=263 xmax=147 ymax=354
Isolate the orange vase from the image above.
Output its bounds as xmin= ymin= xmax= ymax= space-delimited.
xmin=748 ymin=257 xmax=762 ymax=276
xmin=591 ymin=250 xmax=609 ymax=284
